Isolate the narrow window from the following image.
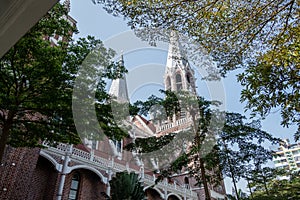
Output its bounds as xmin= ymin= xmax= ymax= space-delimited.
xmin=186 ymin=74 xmax=191 ymax=83
xmin=184 ymin=177 xmax=190 ymax=189
xmin=92 ymin=140 xmax=98 ymax=149
xmin=176 ymin=73 xmax=182 ymax=91
xmin=186 ymin=73 xmax=195 ymax=92
xmin=166 ymin=76 xmax=171 ymax=90
xmin=113 ymin=140 xmax=122 ymax=153
xmin=68 ymin=173 xmax=80 ymax=200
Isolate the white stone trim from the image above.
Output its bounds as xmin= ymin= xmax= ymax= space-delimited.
xmin=39 ymin=150 xmax=62 ymax=172
xmin=68 ymin=164 xmax=108 ymax=184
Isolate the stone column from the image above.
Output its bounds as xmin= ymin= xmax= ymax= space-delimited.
xmin=106 ymin=157 xmax=114 ymax=196
xmin=57 ymin=144 xmax=72 ymax=200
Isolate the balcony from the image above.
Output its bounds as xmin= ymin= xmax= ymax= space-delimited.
xmin=41 ymin=142 xmax=198 ymax=199
xmin=157 ymin=117 xmax=193 ymax=134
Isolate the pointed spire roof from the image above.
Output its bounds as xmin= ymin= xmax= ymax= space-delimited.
xmin=166 ymin=30 xmax=188 ymax=69
xmin=109 ymin=55 xmax=129 ymax=103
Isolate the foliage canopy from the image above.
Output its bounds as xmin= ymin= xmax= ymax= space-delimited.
xmin=94 ymin=0 xmax=300 ymax=139
xmin=0 ymin=4 xmax=127 ymax=161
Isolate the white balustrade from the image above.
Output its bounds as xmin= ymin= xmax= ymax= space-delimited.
xmin=158 ymin=117 xmax=193 ymax=132
xmin=72 ymin=148 xmax=91 ymax=160
xmin=41 ymin=143 xmax=197 ymax=199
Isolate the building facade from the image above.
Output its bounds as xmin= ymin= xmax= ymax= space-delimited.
xmin=0 ymin=2 xmax=226 ymax=199
xmin=273 ymin=139 xmax=300 ymax=172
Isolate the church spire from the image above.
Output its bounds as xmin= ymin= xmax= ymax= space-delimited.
xmin=165 ymin=30 xmax=187 ymax=69
xmin=109 ymin=54 xmax=129 ymax=103
xmin=164 ymin=30 xmax=197 ymax=94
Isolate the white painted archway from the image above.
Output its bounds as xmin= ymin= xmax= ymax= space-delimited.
xmin=68 ymin=165 xmax=108 ymax=184
xmin=39 ymin=151 xmax=61 ymax=171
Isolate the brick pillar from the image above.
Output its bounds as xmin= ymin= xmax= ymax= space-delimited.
xmin=0 ymin=146 xmax=40 ymax=199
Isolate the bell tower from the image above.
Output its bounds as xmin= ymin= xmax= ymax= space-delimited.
xmin=164 ymin=31 xmax=197 ymax=94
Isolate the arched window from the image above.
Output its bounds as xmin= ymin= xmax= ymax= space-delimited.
xmin=166 ymin=76 xmax=171 ymax=90
xmin=113 ymin=140 xmax=122 ymax=153
xmin=186 ymin=73 xmax=195 ymax=92
xmin=68 ymin=173 xmax=80 ymax=200
xmin=186 ymin=74 xmax=191 ymax=84
xmin=184 ymin=177 xmax=190 ymax=189
xmin=175 ymin=73 xmax=182 ymax=91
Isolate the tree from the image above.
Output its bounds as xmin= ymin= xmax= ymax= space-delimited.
xmin=249 ymin=170 xmax=300 ymax=200
xmin=127 ymin=89 xmax=282 ymax=200
xmin=0 ymin=4 xmax=127 ymax=162
xmin=151 ymin=110 xmax=277 ymax=200
xmin=102 ymin=171 xmax=145 ymax=200
xmin=126 ymin=91 xmax=223 ymax=200
xmin=169 ymin=111 xmax=279 ymax=200
xmin=246 ymin=167 xmax=286 ymax=197
xmin=226 ymin=189 xmax=248 ymax=200
xmin=216 ymin=113 xmax=280 ymax=200
xmin=94 ymin=0 xmax=300 ymax=140
xmin=168 ymin=111 xmax=280 ymax=200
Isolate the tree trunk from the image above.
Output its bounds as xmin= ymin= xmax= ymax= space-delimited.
xmin=262 ymin=176 xmax=269 ymax=195
xmin=230 ymin=168 xmax=240 ymax=200
xmin=247 ymin=179 xmax=253 ymax=199
xmin=223 ymin=140 xmax=240 ymax=200
xmin=0 ymin=111 xmax=14 ymax=163
xmin=200 ymin=157 xmax=211 ymax=200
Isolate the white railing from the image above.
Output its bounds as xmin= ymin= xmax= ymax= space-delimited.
xmin=157 ymin=117 xmax=192 ymax=132
xmin=41 ymin=142 xmax=197 ymax=199
xmin=143 ymin=174 xmax=197 ymax=198
xmin=72 ymin=148 xmax=91 ymax=160
xmin=158 ymin=122 xmax=174 ymax=131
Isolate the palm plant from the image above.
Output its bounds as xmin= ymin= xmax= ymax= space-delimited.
xmin=102 ymin=171 xmax=145 ymax=200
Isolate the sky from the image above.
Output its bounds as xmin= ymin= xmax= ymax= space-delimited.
xmin=69 ymin=0 xmax=297 ymax=194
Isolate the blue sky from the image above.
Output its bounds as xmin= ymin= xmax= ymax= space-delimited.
xmin=69 ymin=0 xmax=296 ymax=141
xmin=69 ymin=0 xmax=297 ymax=194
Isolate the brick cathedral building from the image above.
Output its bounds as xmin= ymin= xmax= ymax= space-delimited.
xmin=0 ymin=1 xmax=226 ymax=199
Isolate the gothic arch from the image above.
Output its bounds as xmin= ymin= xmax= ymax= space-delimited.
xmin=175 ymin=73 xmax=182 ymax=91
xmin=186 ymin=72 xmax=195 ymax=92
xmin=184 ymin=177 xmax=189 ymax=184
xmin=68 ymin=165 xmax=107 ymax=184
xmin=166 ymin=76 xmax=172 ymax=90
xmin=186 ymin=73 xmax=192 ymax=84
xmin=184 ymin=176 xmax=190 ymax=189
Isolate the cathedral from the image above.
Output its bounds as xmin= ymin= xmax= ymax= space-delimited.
xmin=0 ymin=2 xmax=226 ymax=200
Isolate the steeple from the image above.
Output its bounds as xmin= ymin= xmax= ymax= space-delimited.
xmin=109 ymin=55 xmax=129 ymax=103
xmin=164 ymin=30 xmax=196 ymax=94
xmin=165 ymin=31 xmax=187 ymax=70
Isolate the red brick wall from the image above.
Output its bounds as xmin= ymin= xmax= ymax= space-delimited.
xmin=27 ymin=156 xmax=59 ymax=200
xmin=0 ymin=146 xmax=40 ymax=200
xmin=0 ymin=147 xmax=109 ymax=200
xmin=63 ymin=169 xmax=107 ymax=200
